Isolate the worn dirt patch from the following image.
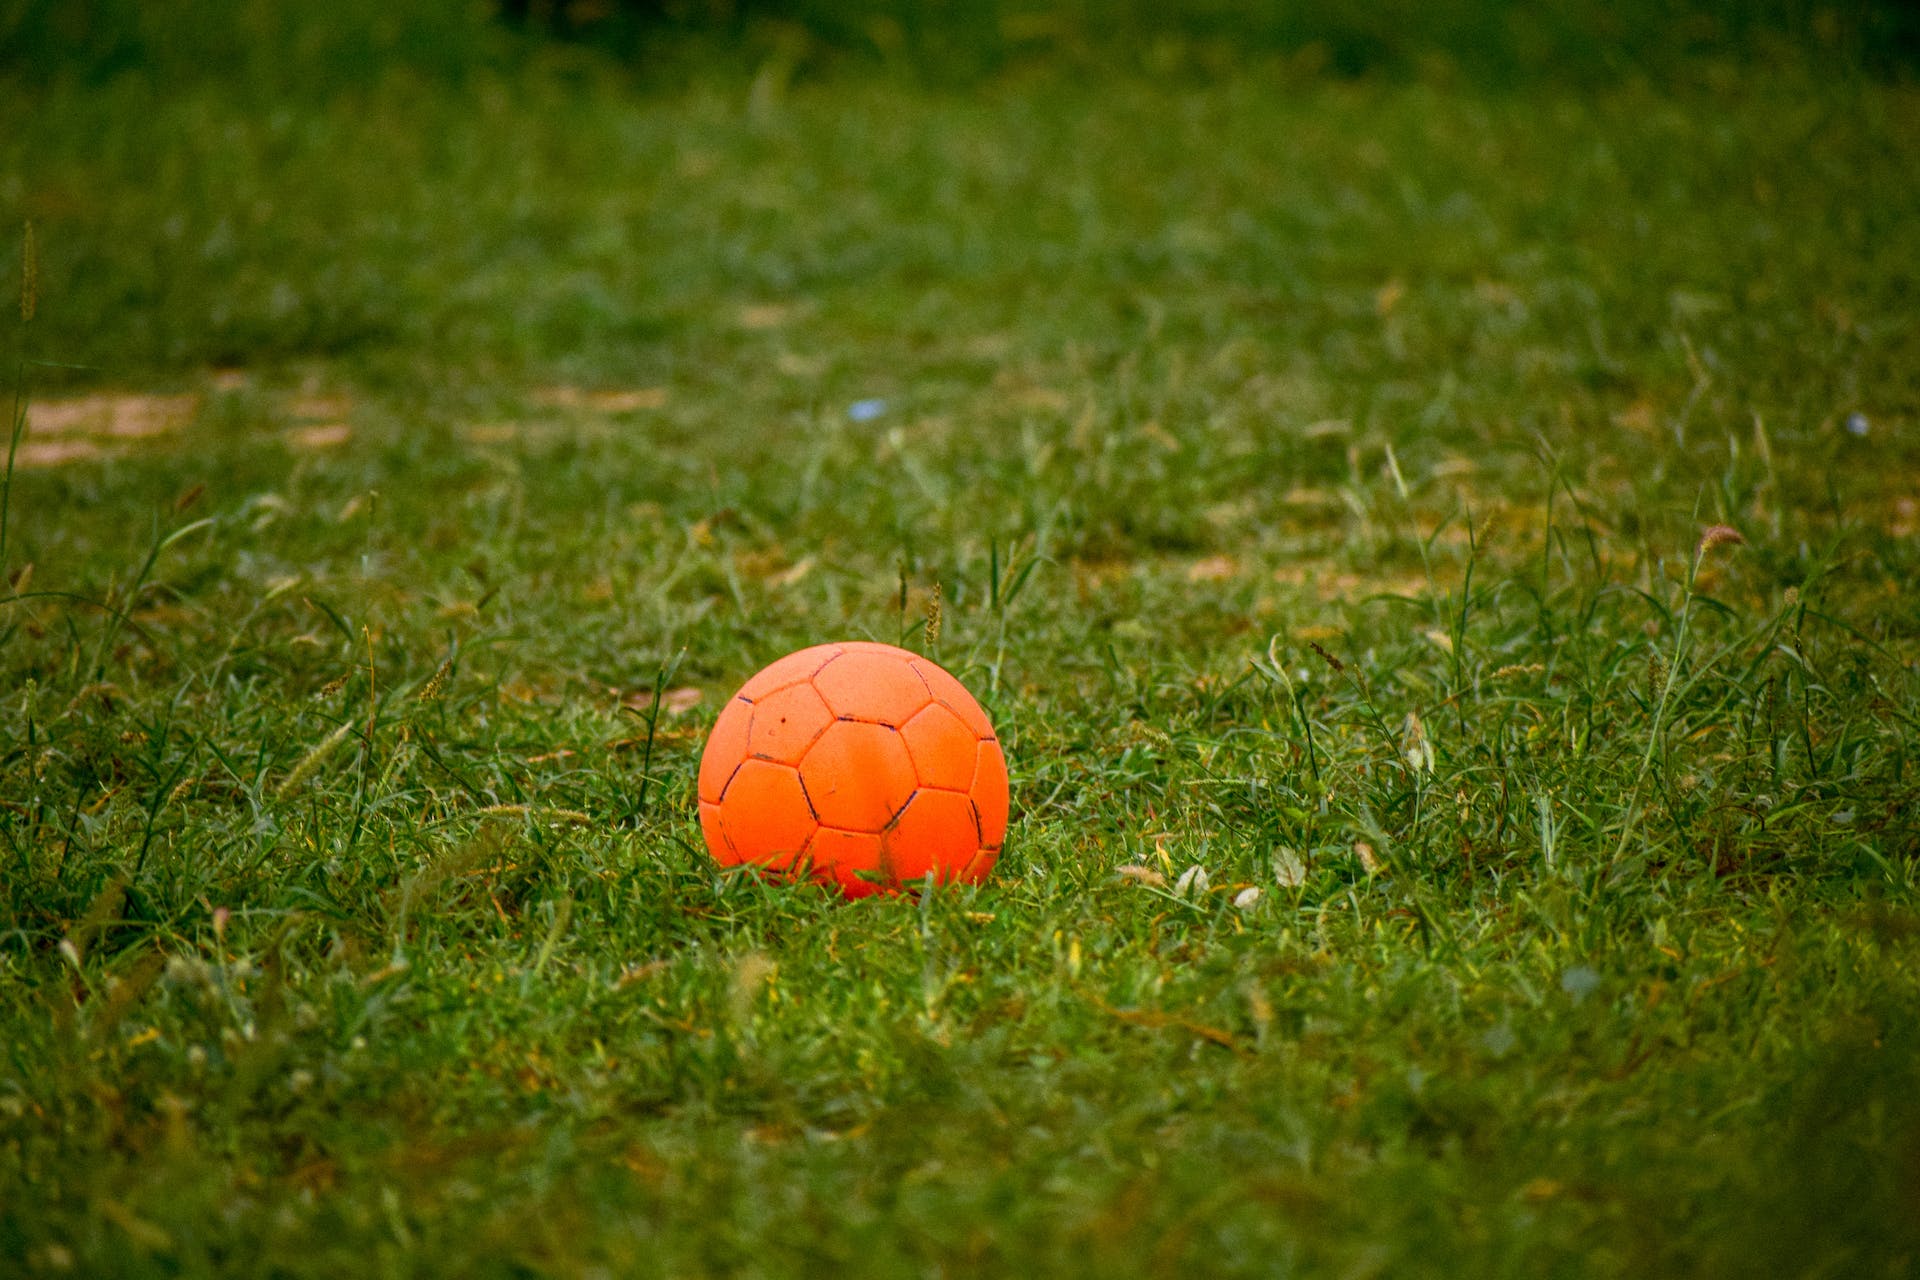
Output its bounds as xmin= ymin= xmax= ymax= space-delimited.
xmin=28 ymin=392 xmax=199 ymax=440
xmin=532 ymin=386 xmax=668 ymax=414
xmin=12 ymin=392 xmax=201 ymax=468
xmin=285 ymin=424 xmax=352 ymax=449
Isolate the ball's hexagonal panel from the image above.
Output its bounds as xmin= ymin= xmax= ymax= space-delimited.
xmin=806 ymin=827 xmax=887 ymax=898
xmin=883 ymin=788 xmax=980 ymax=884
xmin=812 ymin=648 xmax=932 ymax=725
xmin=900 ymin=701 xmax=979 ymax=791
xmin=798 ymin=720 xmax=916 ymax=833
xmin=698 ymin=699 xmax=752 ymax=804
xmin=747 ymin=681 xmax=834 ymax=766
xmin=910 ymin=658 xmax=995 ymax=740
xmin=736 ymin=643 xmax=842 ymax=703
xmin=971 ymin=739 xmax=1010 ymax=849
xmin=717 ymin=759 xmax=817 ymax=870
xmin=698 ymin=801 xmax=737 ymax=866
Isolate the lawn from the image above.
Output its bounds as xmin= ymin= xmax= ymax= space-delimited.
xmin=3 ymin=9 xmax=1919 ymax=1276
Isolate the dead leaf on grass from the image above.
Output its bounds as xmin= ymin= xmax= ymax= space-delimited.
xmin=1273 ymin=848 xmax=1307 ymax=888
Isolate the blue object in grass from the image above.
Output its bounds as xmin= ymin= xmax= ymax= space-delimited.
xmin=848 ymin=398 xmax=888 ymax=422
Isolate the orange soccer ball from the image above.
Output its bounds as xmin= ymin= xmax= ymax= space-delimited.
xmin=696 ymin=641 xmax=1008 ymax=897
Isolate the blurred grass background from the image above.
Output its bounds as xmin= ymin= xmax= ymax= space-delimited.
xmin=5 ymin=0 xmax=1917 ymax=93
xmin=3 ymin=0 xmax=1916 ymax=386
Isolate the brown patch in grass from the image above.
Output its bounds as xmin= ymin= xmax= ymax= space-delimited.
xmin=532 ymin=386 xmax=669 ymax=413
xmin=1271 ymin=563 xmax=1438 ymax=601
xmin=736 ymin=303 xmax=794 ymax=330
xmin=12 ymin=392 xmax=200 ymax=467
xmin=29 ymin=392 xmax=199 ymax=440
xmin=1185 ymin=555 xmax=1238 ymax=582
xmin=286 ymin=392 xmax=353 ymax=421
xmin=16 ymin=439 xmax=107 ymax=468
xmin=286 ymin=424 xmax=352 ymax=449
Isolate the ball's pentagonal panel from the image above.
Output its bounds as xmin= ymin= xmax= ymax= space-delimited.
xmin=698 ymin=801 xmax=737 ymax=866
xmin=910 ymin=658 xmax=995 ymax=740
xmin=717 ymin=759 xmax=817 ymax=870
xmin=971 ymin=739 xmax=1010 ymax=850
xmin=698 ymin=699 xmax=752 ymax=804
xmin=747 ymin=681 xmax=834 ymax=765
xmin=900 ymin=701 xmax=979 ymax=792
xmin=737 ymin=643 xmax=842 ymax=703
xmin=799 ymin=720 xmax=916 ymax=833
xmin=884 ymin=789 xmax=980 ymax=885
xmin=812 ymin=648 xmax=932 ymax=725
xmin=806 ymin=827 xmax=886 ymax=898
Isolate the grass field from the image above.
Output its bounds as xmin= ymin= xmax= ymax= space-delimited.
xmin=3 ymin=15 xmax=1920 ymax=1276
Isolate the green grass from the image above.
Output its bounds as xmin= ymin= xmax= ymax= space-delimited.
xmin=3 ymin=37 xmax=1920 ymax=1278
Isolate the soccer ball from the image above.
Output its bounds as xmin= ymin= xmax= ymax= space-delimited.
xmin=697 ymin=641 xmax=1008 ymax=897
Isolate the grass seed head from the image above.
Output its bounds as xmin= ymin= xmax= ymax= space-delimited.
xmin=417 ymin=657 xmax=453 ymax=702
xmin=275 ymin=719 xmax=355 ymax=801
xmin=1696 ymin=524 xmax=1746 ymax=556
